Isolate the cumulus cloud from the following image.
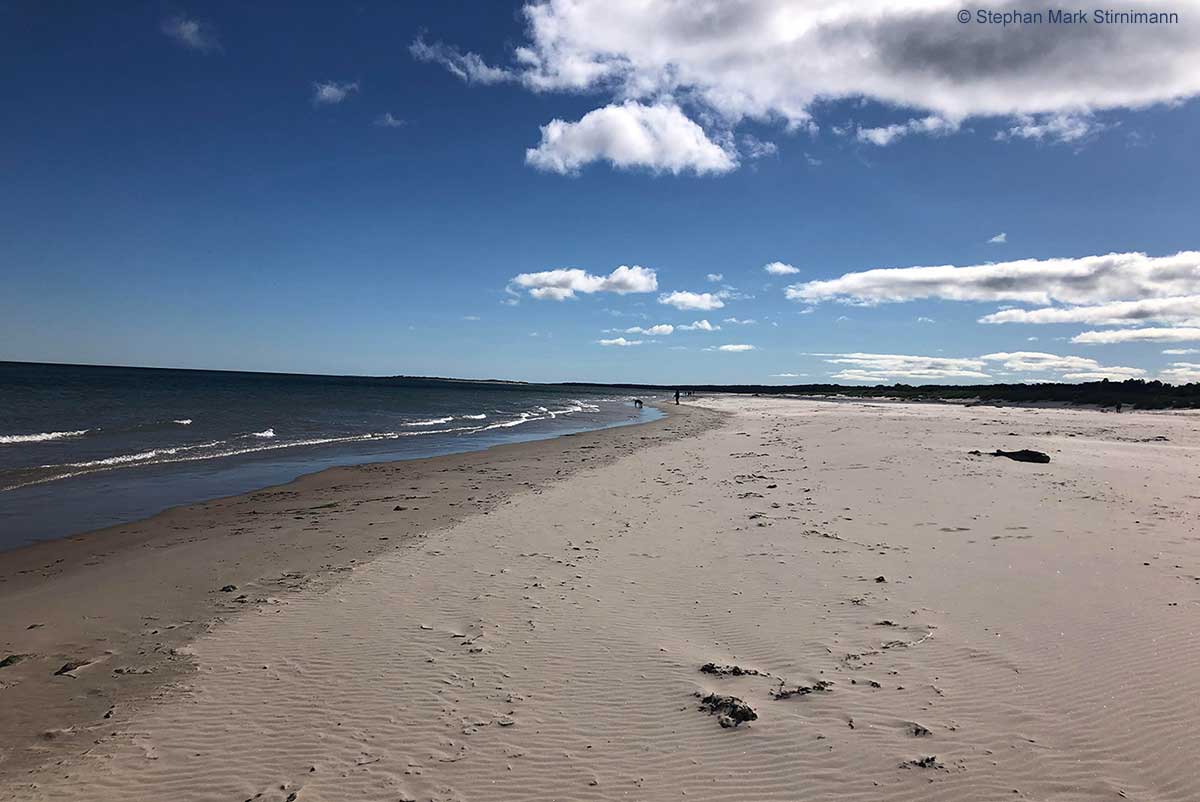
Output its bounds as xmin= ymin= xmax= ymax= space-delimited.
xmin=512 ymin=265 xmax=658 ymax=300
xmin=717 ymin=344 xmax=755 ymax=352
xmin=409 ymin=36 xmax=511 ymax=85
xmin=980 ymin=296 xmax=1200 ymax=327
xmin=1164 ymin=348 xmax=1200 ymax=355
xmin=659 ymin=291 xmax=725 ymax=311
xmin=1071 ymin=327 xmax=1200 ymax=344
xmin=789 ymin=251 xmax=1200 ymax=306
xmin=857 ymin=115 xmax=958 ymax=146
xmin=162 ymin=16 xmax=220 ymax=52
xmin=414 ymin=0 xmax=1200 ymax=168
xmin=679 ymin=319 xmax=719 ymax=331
xmin=764 ymin=262 xmax=800 ymax=276
xmin=624 ymin=324 xmax=674 ymax=335
xmin=988 ymin=232 xmax=1008 ymax=244
xmin=1160 ymin=362 xmax=1200 ymax=383
xmin=706 ymin=273 xmax=724 ymax=282
xmin=525 ymin=102 xmax=737 ymax=175
xmin=312 ymin=81 xmax=359 ymax=106
xmin=598 ymin=337 xmax=642 ymax=346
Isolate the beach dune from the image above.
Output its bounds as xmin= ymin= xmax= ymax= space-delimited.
xmin=3 ymin=397 xmax=1199 ymax=800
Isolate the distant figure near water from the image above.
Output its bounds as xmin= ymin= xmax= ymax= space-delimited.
xmin=633 ymin=398 xmax=643 ymax=409
xmin=674 ymin=389 xmax=681 ymax=404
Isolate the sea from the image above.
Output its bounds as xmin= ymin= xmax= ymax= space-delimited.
xmin=0 ymin=362 xmax=661 ymax=549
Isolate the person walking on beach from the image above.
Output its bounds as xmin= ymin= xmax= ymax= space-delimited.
xmin=674 ymin=389 xmax=681 ymax=404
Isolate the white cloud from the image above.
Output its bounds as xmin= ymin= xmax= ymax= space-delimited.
xmin=722 ymin=317 xmax=756 ymax=325
xmin=818 ymin=352 xmax=990 ymax=382
xmin=980 ymin=296 xmax=1200 ymax=327
xmin=679 ymin=319 xmax=719 ymax=331
xmin=375 ymin=112 xmax=405 ymax=128
xmin=659 ymin=291 xmax=725 ymax=311
xmin=1160 ymin=362 xmax=1200 ymax=383
xmin=988 ymin=232 xmax=1007 ymax=244
xmin=996 ymin=113 xmax=1103 ymax=144
xmin=598 ymin=337 xmax=642 ymax=346
xmin=1163 ymin=348 xmax=1200 ymax=355
xmin=816 ymin=350 xmax=1145 ymax=383
xmin=980 ymin=351 xmax=1144 ymax=378
xmin=764 ymin=261 xmax=800 ymax=276
xmin=409 ymin=37 xmax=511 ymax=85
xmin=771 ymin=372 xmax=804 ymax=378
xmin=742 ymin=135 xmax=779 ymax=159
xmin=916 ymin=316 xmax=936 ymax=324
xmin=857 ymin=115 xmax=958 ymax=146
xmin=415 ymin=0 xmax=1200 ymax=167
xmin=512 ymin=265 xmax=658 ymax=300
xmin=717 ymin=344 xmax=755 ymax=352
xmin=312 ymin=81 xmax=359 ymax=106
xmin=789 ymin=251 xmax=1200 ymax=306
xmin=706 ymin=273 xmax=724 ymax=282
xmin=525 ymin=102 xmax=737 ymax=175
xmin=624 ymin=324 xmax=674 ymax=335
xmin=162 ymin=16 xmax=220 ymax=52
xmin=1071 ymin=327 xmax=1200 ymax=344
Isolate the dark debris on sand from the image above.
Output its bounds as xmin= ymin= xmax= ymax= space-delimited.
xmin=696 ymin=692 xmax=758 ymax=728
xmin=904 ymin=755 xmax=944 ymax=769
xmin=969 ymin=448 xmax=1051 ymax=464
xmin=770 ymin=679 xmax=833 ymax=699
xmin=700 ymin=662 xmax=767 ymax=678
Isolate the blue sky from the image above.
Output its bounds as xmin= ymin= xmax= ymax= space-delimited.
xmin=2 ymin=1 xmax=1199 ymax=384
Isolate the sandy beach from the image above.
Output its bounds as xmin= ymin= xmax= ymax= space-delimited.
xmin=3 ymin=396 xmax=1200 ymax=800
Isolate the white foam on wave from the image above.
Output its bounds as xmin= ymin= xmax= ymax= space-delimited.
xmin=173 ymin=419 xmax=193 ymax=425
xmin=0 ymin=429 xmax=89 ymax=445
xmin=251 ymin=428 xmax=276 ymax=439
xmin=461 ymin=413 xmax=487 ymax=420
xmin=404 ymin=417 xmax=454 ymax=427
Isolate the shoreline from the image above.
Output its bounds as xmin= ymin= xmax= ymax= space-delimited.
xmin=0 ymin=402 xmax=725 ymax=777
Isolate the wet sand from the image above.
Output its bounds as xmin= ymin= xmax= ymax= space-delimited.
xmin=3 ymin=396 xmax=1200 ymax=800
xmin=0 ymin=403 xmax=721 ymax=780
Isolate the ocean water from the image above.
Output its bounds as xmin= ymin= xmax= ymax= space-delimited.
xmin=0 ymin=362 xmax=660 ymax=549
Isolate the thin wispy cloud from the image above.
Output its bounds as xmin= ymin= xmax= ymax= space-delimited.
xmin=981 ymin=296 xmax=1200 ymax=327
xmin=409 ymin=36 xmax=511 ymax=85
xmin=312 ymin=81 xmax=359 ymax=106
xmin=857 ymin=115 xmax=958 ymax=147
xmin=161 ymin=15 xmax=220 ymax=53
xmin=375 ymin=112 xmax=405 ymax=128
xmin=1071 ymin=327 xmax=1200 ymax=344
xmin=598 ymin=337 xmax=642 ymax=347
xmin=717 ymin=344 xmax=755 ymax=352
xmin=987 ymin=232 xmax=1007 ymax=244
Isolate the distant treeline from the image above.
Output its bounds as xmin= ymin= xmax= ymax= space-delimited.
xmin=557 ymin=378 xmax=1200 ymax=410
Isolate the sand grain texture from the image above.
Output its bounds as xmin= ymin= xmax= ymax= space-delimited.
xmin=4 ymin=397 xmax=1200 ymax=800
